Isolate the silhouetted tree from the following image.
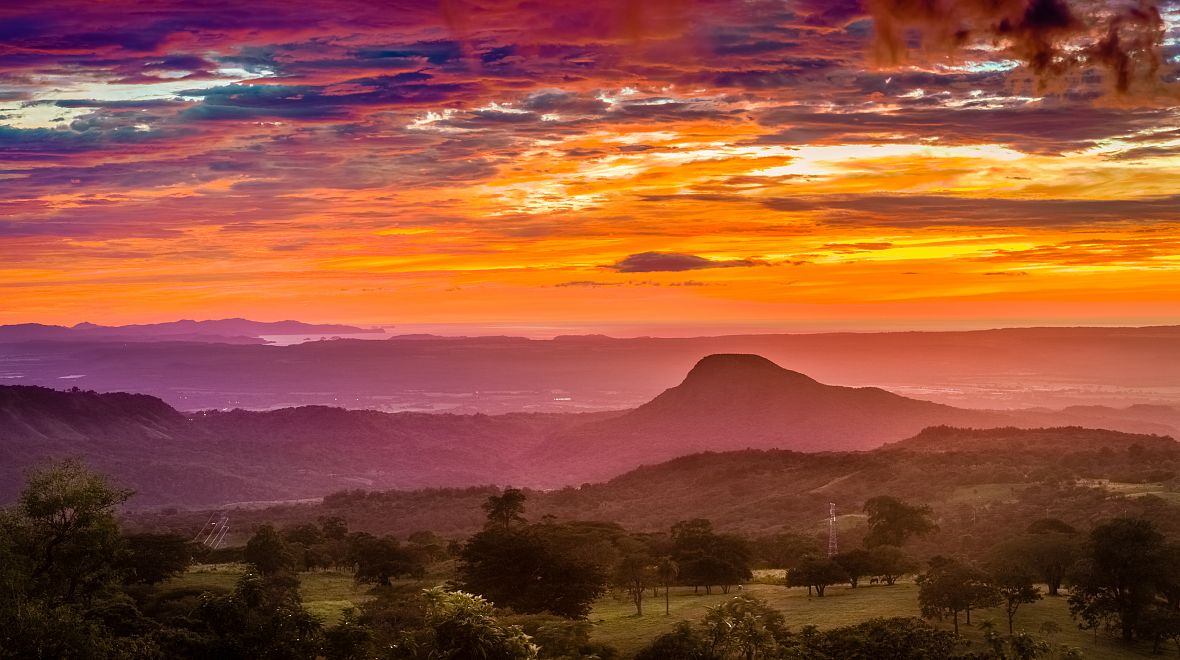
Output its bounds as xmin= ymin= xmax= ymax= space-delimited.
xmin=614 ymin=552 xmax=656 ymax=616
xmin=995 ymin=524 xmax=1080 ymax=597
xmin=1069 ymin=518 xmax=1167 ymax=642
xmin=987 ymin=558 xmax=1042 ymax=634
xmin=347 ymin=532 xmax=424 ymax=586
xmin=458 ymin=526 xmax=606 ymax=619
xmin=787 ymin=557 xmax=847 ymax=597
xmin=863 ymin=496 xmax=937 ymax=548
xmin=244 ymin=524 xmax=293 ymax=576
xmin=917 ymin=557 xmax=996 ymax=634
xmin=833 ymin=549 xmax=875 ymax=588
xmin=671 ymin=520 xmax=752 ymax=595
xmin=867 ymin=545 xmax=917 ymax=586
xmin=119 ymin=533 xmax=192 ymax=585
xmin=482 ymin=487 xmax=527 ymax=531
xmin=657 ymin=557 xmax=679 ymax=616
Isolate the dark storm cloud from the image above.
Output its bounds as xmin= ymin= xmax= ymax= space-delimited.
xmin=606 ymin=251 xmax=763 ymax=272
xmin=866 ymin=0 xmax=1175 ymax=97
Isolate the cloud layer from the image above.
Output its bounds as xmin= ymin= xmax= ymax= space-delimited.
xmin=1 ymin=0 xmax=1178 ymax=328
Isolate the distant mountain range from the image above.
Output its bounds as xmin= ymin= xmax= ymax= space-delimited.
xmin=3 ymin=354 xmax=1177 ymax=507
xmin=0 ymin=318 xmax=379 ymax=344
xmin=1 ymin=324 xmax=1178 ymax=412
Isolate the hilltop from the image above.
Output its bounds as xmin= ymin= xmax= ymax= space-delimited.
xmin=3 ymin=354 xmax=1177 ymax=507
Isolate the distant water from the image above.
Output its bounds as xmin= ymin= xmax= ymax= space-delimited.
xmin=258 ymin=332 xmax=389 ymax=346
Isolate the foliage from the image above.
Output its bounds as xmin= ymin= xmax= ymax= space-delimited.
xmin=346 ymin=532 xmax=424 ymax=586
xmin=244 ymin=525 xmax=294 ymax=576
xmin=750 ymin=531 xmax=822 ymax=570
xmin=500 ymin=613 xmax=620 ymax=659
xmin=786 ymin=556 xmax=847 ymax=597
xmin=833 ymin=549 xmax=875 ymax=588
xmin=917 ymin=557 xmax=998 ymax=634
xmin=672 ymin=519 xmax=753 ymax=595
xmin=863 ymin=495 xmax=938 ymax=548
xmin=483 ymin=487 xmax=528 ymax=531
xmin=986 ymin=559 xmax=1042 ymax=635
xmin=993 ymin=532 xmax=1079 ymax=598
xmin=613 ymin=551 xmax=657 ymax=616
xmin=457 ymin=525 xmax=607 ymax=619
xmin=120 ymin=533 xmax=193 ymax=585
xmin=867 ymin=545 xmax=918 ymax=586
xmin=1068 ymin=517 xmax=1166 ymax=642
xmin=163 ymin=572 xmax=324 ymax=659
xmin=391 ymin=588 xmax=539 ymax=660
xmin=700 ymin=595 xmax=791 ymax=659
xmin=800 ymin=617 xmax=962 ymax=659
xmin=634 ymin=622 xmax=718 ymax=660
xmin=6 ymin=459 xmax=132 ymax=605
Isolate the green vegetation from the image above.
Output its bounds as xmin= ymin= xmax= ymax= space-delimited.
xmin=12 ymin=454 xmax=1180 ymax=658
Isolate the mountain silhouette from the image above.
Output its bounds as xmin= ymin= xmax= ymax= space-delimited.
xmin=2 ymin=354 xmax=1177 ymax=506
xmin=534 ymin=354 xmax=1018 ymax=482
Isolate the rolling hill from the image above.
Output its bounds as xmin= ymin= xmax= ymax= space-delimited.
xmin=3 ymin=354 xmax=1177 ymax=507
xmin=125 ymin=426 xmax=1180 ymax=553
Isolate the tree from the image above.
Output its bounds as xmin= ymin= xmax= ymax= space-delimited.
xmin=995 ymin=527 xmax=1080 ymax=597
xmin=657 ymin=557 xmax=679 ymax=616
xmin=867 ymin=545 xmax=918 ymax=586
xmin=10 ymin=459 xmax=132 ymax=605
xmin=988 ymin=559 xmax=1042 ymax=634
xmin=457 ymin=526 xmax=606 ymax=619
xmin=862 ymin=495 xmax=937 ymax=548
xmin=634 ymin=622 xmax=714 ymax=660
xmin=1069 ymin=517 xmax=1166 ymax=642
xmin=482 ymin=487 xmax=527 ymax=531
xmin=347 ymin=532 xmax=424 ymax=586
xmin=1138 ymin=606 xmax=1180 ymax=656
xmin=244 ymin=524 xmax=294 ymax=576
xmin=786 ymin=557 xmax=847 ymax=597
xmin=701 ymin=595 xmax=791 ymax=660
xmin=833 ymin=549 xmax=875 ymax=588
xmin=614 ymin=552 xmax=657 ymax=616
xmin=802 ymin=617 xmax=960 ymax=659
xmin=917 ymin=557 xmax=996 ymax=634
xmin=119 ymin=533 xmax=193 ymax=585
xmin=166 ymin=572 xmax=325 ymax=659
xmin=672 ymin=520 xmax=752 ymax=595
xmin=751 ymin=531 xmax=822 ymax=570
xmin=399 ymin=588 xmax=538 ymax=659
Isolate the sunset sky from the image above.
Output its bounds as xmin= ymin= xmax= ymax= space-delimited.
xmin=2 ymin=0 xmax=1179 ymax=332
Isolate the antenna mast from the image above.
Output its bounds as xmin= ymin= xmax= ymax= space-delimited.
xmin=827 ymin=502 xmax=838 ymax=557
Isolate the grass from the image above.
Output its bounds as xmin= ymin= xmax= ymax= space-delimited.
xmin=944 ymin=483 xmax=1025 ymax=505
xmin=167 ymin=565 xmax=370 ymax=624
xmin=169 ymin=566 xmax=1161 ymax=657
xmin=588 ymin=582 xmax=1162 ymax=659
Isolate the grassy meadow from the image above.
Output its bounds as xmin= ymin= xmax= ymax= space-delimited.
xmin=169 ymin=565 xmax=1166 ymax=658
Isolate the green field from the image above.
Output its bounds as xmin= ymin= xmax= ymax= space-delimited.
xmin=169 ymin=564 xmax=377 ymax=623
xmin=170 ymin=566 xmax=1161 ymax=658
